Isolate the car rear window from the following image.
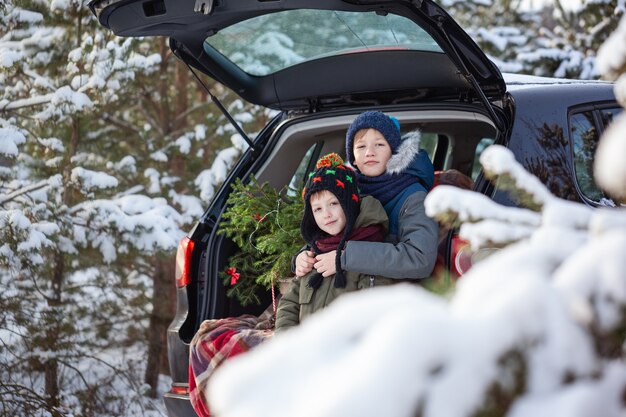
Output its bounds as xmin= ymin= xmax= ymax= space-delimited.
xmin=204 ymin=9 xmax=442 ymax=76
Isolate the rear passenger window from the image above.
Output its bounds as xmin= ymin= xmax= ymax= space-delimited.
xmin=419 ymin=132 xmax=438 ymax=161
xmin=570 ymin=106 xmax=622 ymax=203
xmin=287 ymin=144 xmax=317 ymax=196
xmin=571 ymin=112 xmax=601 ymax=201
xmin=600 ymin=108 xmax=620 ymax=126
xmin=471 ymin=137 xmax=495 ymax=181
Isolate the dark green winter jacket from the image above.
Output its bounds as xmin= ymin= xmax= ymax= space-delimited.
xmin=275 ymin=196 xmax=394 ymax=332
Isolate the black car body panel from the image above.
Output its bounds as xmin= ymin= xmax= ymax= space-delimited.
xmin=495 ymin=78 xmax=616 ymax=207
xmin=163 ymin=391 xmax=196 ymax=417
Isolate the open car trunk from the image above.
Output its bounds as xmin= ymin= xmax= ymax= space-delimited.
xmin=89 ymin=0 xmax=506 ymax=118
xmin=185 ymin=104 xmax=499 ymax=333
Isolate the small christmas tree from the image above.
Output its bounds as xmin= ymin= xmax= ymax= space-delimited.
xmin=218 ymin=177 xmax=305 ymax=306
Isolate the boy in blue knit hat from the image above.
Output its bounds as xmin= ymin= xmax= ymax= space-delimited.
xmin=295 ymin=111 xmax=438 ymax=281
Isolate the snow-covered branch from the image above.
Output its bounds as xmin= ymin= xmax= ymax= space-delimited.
xmin=480 ymin=144 xmax=554 ymax=210
xmin=0 ymin=179 xmax=52 ymax=206
xmin=426 ymin=185 xmax=540 ymax=228
xmin=0 ymin=95 xmax=52 ymax=111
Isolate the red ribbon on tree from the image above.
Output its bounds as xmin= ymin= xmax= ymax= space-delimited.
xmin=226 ymin=267 xmax=240 ymax=285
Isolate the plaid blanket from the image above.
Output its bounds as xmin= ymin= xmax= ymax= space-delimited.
xmin=189 ymin=310 xmax=274 ymax=417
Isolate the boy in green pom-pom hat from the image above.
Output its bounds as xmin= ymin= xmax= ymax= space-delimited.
xmin=276 ymin=153 xmax=395 ymax=331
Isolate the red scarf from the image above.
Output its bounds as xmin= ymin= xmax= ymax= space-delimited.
xmin=314 ymin=225 xmax=385 ymax=253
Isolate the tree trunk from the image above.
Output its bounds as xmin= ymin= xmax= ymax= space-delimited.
xmin=44 ymin=250 xmax=64 ymax=409
xmin=43 ymin=114 xmax=80 ymax=408
xmin=144 ymin=256 xmax=176 ymax=397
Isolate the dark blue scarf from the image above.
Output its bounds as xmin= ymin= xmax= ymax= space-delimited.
xmin=355 ymin=172 xmax=419 ymax=205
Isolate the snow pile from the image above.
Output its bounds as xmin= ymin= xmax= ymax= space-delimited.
xmin=0 ymin=126 xmax=26 ymax=157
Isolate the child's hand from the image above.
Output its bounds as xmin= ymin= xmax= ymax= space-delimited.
xmin=314 ymin=251 xmax=337 ymax=277
xmin=295 ymin=250 xmax=316 ymax=277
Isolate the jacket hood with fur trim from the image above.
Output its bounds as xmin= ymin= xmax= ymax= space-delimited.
xmin=386 ymin=130 xmax=434 ymax=190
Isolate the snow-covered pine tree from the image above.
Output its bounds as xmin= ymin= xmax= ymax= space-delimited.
xmin=445 ymin=0 xmax=623 ymax=79
xmin=1 ymin=0 xmax=272 ymax=412
xmin=0 ymin=1 xmax=174 ymax=414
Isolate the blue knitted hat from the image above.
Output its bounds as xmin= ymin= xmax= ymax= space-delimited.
xmin=345 ymin=111 xmax=401 ymax=166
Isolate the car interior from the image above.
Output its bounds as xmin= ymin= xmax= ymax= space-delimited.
xmin=254 ymin=109 xmax=498 ymax=193
xmin=176 ymin=108 xmax=499 ymax=342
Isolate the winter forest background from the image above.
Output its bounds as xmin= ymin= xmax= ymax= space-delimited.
xmin=1 ymin=0 xmax=625 ymax=416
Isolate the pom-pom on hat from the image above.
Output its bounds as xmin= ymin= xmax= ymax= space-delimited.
xmin=345 ymin=110 xmax=401 ymax=166
xmin=301 ymin=153 xmax=360 ymax=289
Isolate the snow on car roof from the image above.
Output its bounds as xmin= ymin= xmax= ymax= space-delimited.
xmin=503 ymin=72 xmax=611 ymax=88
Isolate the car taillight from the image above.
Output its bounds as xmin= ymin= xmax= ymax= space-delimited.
xmin=169 ymin=383 xmax=189 ymax=395
xmin=451 ymin=235 xmax=472 ymax=276
xmin=175 ymin=237 xmax=195 ymax=287
xmin=450 ymin=234 xmax=499 ymax=276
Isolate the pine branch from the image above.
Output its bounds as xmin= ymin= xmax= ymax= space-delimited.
xmin=0 ymin=180 xmax=50 ymax=206
xmin=218 ymin=176 xmax=304 ymax=305
xmin=479 ymin=145 xmax=553 ymax=211
xmin=426 ymin=186 xmax=541 ymax=231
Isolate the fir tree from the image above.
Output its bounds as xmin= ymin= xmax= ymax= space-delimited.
xmin=1 ymin=0 xmax=270 ymax=411
xmin=218 ymin=177 xmax=304 ymax=306
xmin=1 ymin=1 xmax=161 ymax=414
xmin=446 ymin=0 xmax=623 ymax=79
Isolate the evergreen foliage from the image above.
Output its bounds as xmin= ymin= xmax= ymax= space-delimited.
xmin=0 ymin=0 xmax=266 ymax=413
xmin=1 ymin=1 xmax=164 ymax=413
xmin=218 ymin=177 xmax=304 ymax=306
xmin=446 ymin=0 xmax=623 ymax=79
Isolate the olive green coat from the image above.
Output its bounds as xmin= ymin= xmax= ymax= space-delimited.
xmin=275 ymin=196 xmax=394 ymax=332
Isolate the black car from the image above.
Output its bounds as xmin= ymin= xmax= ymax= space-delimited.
xmin=87 ymin=1 xmax=619 ymax=415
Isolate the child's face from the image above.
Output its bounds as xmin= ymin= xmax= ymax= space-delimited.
xmin=353 ymin=128 xmax=392 ymax=177
xmin=310 ymin=190 xmax=346 ymax=236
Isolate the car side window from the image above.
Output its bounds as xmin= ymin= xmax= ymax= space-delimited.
xmin=600 ymin=108 xmax=620 ymax=127
xmin=471 ymin=137 xmax=495 ymax=181
xmin=287 ymin=144 xmax=317 ymax=196
xmin=419 ymin=132 xmax=438 ymax=161
xmin=570 ymin=111 xmax=602 ymax=202
xmin=417 ymin=132 xmax=450 ymax=169
xmin=570 ymin=106 xmax=622 ymax=203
